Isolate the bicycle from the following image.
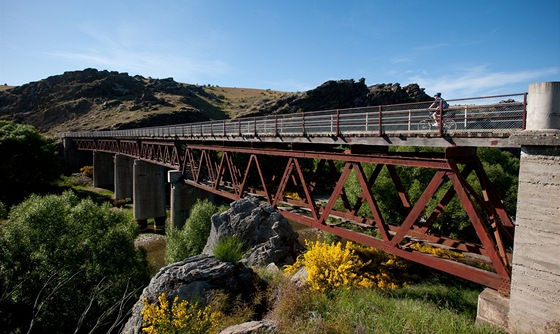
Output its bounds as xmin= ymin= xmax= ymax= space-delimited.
xmin=418 ymin=112 xmax=457 ymax=131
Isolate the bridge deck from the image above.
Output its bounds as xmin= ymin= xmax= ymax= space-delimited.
xmin=63 ymin=93 xmax=526 ymax=148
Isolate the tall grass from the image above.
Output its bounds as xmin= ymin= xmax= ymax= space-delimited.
xmin=266 ymin=274 xmax=505 ymax=334
xmin=213 ymin=235 xmax=245 ymax=263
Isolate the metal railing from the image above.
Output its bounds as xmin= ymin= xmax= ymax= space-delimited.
xmin=63 ymin=93 xmax=527 ymax=139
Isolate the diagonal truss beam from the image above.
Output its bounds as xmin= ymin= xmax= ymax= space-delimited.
xmin=71 ymin=139 xmax=515 ymax=295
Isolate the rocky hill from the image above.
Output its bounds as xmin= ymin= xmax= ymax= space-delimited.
xmin=0 ymin=69 xmax=432 ymax=135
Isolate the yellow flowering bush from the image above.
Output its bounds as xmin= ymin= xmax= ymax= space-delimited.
xmin=285 ymin=240 xmax=412 ymax=292
xmin=409 ymin=242 xmax=465 ymax=260
xmin=141 ymin=293 xmax=221 ymax=334
xmin=80 ymin=165 xmax=93 ymax=177
xmin=284 ymin=191 xmax=301 ymax=201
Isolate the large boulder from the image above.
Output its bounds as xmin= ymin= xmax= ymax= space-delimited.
xmin=203 ymin=196 xmax=299 ymax=267
xmin=121 ymin=254 xmax=264 ymax=334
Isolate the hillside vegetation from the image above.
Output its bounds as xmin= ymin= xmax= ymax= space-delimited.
xmin=0 ymin=69 xmax=432 ymax=136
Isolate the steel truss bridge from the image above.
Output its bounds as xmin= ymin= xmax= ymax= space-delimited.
xmin=64 ymin=93 xmax=526 ymax=295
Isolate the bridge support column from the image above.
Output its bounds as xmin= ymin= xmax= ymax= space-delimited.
xmin=482 ymin=81 xmax=560 ymax=332
xmin=115 ymin=154 xmax=133 ymax=200
xmin=168 ymin=170 xmax=215 ymax=230
xmin=63 ymin=137 xmax=91 ymax=171
xmin=93 ymin=152 xmax=114 ymax=190
xmin=133 ymin=160 xmax=166 ymax=232
xmin=168 ymin=170 xmax=189 ymax=230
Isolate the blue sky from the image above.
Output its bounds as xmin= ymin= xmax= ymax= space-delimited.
xmin=1 ymin=0 xmax=559 ymax=98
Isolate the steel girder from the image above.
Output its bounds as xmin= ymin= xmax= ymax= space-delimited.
xmin=71 ymin=138 xmax=514 ymax=294
xmin=73 ymin=138 xmax=182 ymax=169
xmin=179 ymin=144 xmax=514 ymax=294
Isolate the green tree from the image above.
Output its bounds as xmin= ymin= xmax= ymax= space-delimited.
xmin=0 ymin=191 xmax=149 ymax=333
xmin=165 ymin=199 xmax=227 ymax=263
xmin=0 ymin=120 xmax=61 ymax=204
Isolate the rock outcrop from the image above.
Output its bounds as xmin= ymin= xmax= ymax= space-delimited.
xmin=122 ymin=197 xmax=299 ymax=333
xmin=243 ymin=79 xmax=432 ymax=117
xmin=0 ymin=69 xmax=223 ymax=133
xmin=122 ymin=254 xmax=265 ymax=334
xmin=203 ymin=196 xmax=300 ymax=267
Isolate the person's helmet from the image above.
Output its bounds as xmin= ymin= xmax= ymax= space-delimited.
xmin=435 ymin=92 xmax=441 ymax=97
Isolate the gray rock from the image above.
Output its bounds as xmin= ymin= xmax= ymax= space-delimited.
xmin=219 ymin=320 xmax=277 ymax=334
xmin=121 ymin=254 xmax=263 ymax=334
xmin=203 ymin=196 xmax=299 ymax=267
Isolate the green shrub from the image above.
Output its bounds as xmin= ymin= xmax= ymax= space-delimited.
xmin=0 ymin=120 xmax=61 ymax=204
xmin=213 ymin=235 xmax=245 ymax=263
xmin=166 ymin=199 xmax=227 ymax=263
xmin=0 ymin=191 xmax=149 ymax=333
xmin=0 ymin=201 xmax=7 ymax=219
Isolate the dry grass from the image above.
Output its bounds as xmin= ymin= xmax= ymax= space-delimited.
xmin=204 ymin=86 xmax=287 ymax=118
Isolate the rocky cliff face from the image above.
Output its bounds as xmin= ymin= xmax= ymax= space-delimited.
xmin=0 ymin=69 xmax=432 ymax=134
xmin=242 ymin=78 xmax=432 ymax=117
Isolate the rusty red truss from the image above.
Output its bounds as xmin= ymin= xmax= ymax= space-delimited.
xmin=71 ymin=138 xmax=514 ymax=294
xmin=179 ymin=144 xmax=514 ymax=294
xmin=74 ymin=139 xmax=182 ymax=169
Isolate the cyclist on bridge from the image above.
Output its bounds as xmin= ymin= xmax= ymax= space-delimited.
xmin=429 ymin=92 xmax=448 ymax=126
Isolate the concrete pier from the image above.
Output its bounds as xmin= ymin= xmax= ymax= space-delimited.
xmin=133 ymin=160 xmax=167 ymax=232
xmin=63 ymin=137 xmax=88 ymax=171
xmin=168 ymin=170 xmax=215 ymax=230
xmin=115 ymin=154 xmax=134 ymax=200
xmin=168 ymin=170 xmax=189 ymax=230
xmin=93 ymin=151 xmax=114 ymax=190
xmin=481 ymin=82 xmax=560 ymax=333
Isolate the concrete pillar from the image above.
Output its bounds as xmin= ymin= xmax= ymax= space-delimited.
xmin=168 ymin=170 xmax=189 ymax=230
xmin=133 ymin=160 xmax=167 ymax=232
xmin=93 ymin=151 xmax=114 ymax=190
xmin=115 ymin=154 xmax=133 ymax=200
xmin=503 ymin=82 xmax=560 ymax=333
xmin=62 ymin=138 xmax=92 ymax=171
xmin=168 ymin=170 xmax=216 ymax=230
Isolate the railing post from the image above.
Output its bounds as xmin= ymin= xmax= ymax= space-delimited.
xmin=522 ymin=92 xmax=528 ymax=130
xmin=408 ymin=110 xmax=411 ymax=131
xmin=275 ymin=115 xmax=278 ymax=136
xmin=438 ymin=100 xmax=444 ymax=136
xmin=366 ymin=112 xmax=369 ymax=132
xmin=223 ymin=120 xmax=226 ymax=137
xmin=464 ymin=106 xmax=468 ymax=129
xmin=378 ymin=105 xmax=383 ymax=136
xmin=336 ymin=109 xmax=340 ymax=136
xmin=254 ymin=118 xmax=257 ymax=136
xmin=238 ymin=120 xmax=241 ymax=136
xmin=302 ymin=111 xmax=305 ymax=136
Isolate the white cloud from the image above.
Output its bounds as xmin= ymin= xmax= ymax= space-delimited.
xmin=43 ymin=19 xmax=231 ymax=83
xmin=411 ymin=66 xmax=559 ymax=98
xmin=45 ymin=49 xmax=229 ymax=83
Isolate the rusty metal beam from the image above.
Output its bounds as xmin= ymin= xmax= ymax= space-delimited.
xmin=69 ymin=137 xmax=515 ymax=294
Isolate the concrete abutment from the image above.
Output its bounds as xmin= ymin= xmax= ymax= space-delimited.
xmin=477 ymin=82 xmax=560 ymax=333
